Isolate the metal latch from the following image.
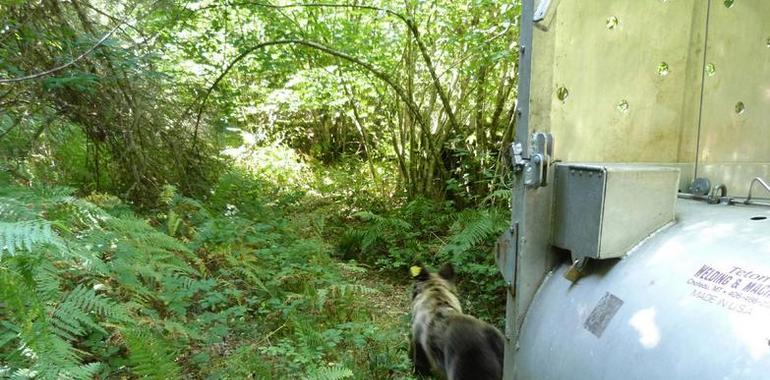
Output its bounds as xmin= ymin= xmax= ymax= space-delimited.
xmin=511 ymin=132 xmax=554 ymax=188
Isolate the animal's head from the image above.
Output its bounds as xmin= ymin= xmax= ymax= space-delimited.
xmin=409 ymin=263 xmax=457 ymax=301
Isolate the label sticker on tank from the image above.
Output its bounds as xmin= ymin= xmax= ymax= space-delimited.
xmin=584 ymin=292 xmax=624 ymax=338
xmin=687 ymin=264 xmax=770 ymax=315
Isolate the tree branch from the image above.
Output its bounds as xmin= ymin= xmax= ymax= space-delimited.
xmin=191 ymin=38 xmax=428 ymax=143
xmin=190 ymin=2 xmax=459 ymax=133
xmin=0 ymin=22 xmax=124 ymax=84
xmin=0 ymin=1 xmax=160 ymax=84
xmin=81 ymin=2 xmax=153 ymax=47
xmin=191 ymin=2 xmax=409 ymax=24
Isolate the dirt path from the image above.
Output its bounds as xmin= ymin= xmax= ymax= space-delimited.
xmin=351 ymin=267 xmax=415 ymax=378
xmin=360 ymin=271 xmax=410 ymax=315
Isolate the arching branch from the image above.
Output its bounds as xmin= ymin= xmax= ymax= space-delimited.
xmin=0 ymin=1 xmax=161 ymax=84
xmin=192 ymin=2 xmax=409 ymax=24
xmin=192 ymin=39 xmax=428 ymax=141
xmin=190 ymin=2 xmax=459 ymax=133
xmin=0 ymin=22 xmax=124 ymax=84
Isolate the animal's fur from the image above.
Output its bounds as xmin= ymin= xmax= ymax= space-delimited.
xmin=410 ymin=264 xmax=505 ymax=380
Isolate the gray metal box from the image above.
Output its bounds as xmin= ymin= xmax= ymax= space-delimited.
xmin=552 ymin=164 xmax=680 ymax=260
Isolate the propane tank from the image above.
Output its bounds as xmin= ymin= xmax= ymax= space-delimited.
xmin=514 ymin=198 xmax=770 ymax=379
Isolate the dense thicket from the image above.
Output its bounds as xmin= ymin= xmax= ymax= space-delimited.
xmin=1 ymin=1 xmax=220 ymax=204
xmin=1 ymin=0 xmax=519 ymax=205
xmin=1 ymin=0 xmax=519 ymax=378
xmin=178 ymin=0 xmax=521 ymax=203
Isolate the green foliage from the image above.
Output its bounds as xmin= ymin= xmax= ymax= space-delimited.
xmin=0 ymin=183 xmax=196 ymax=378
xmin=443 ymin=209 xmax=509 ymax=257
xmin=124 ymin=330 xmax=182 ymax=380
xmin=0 ymin=171 xmax=415 ymax=379
xmin=0 ymin=1 xmax=221 ymax=204
xmin=2 ymin=0 xmax=520 ymax=376
xmin=338 ymin=194 xmax=507 ymax=324
xmin=0 ymin=220 xmax=61 ymax=257
xmin=308 ymin=365 xmax=355 ymax=380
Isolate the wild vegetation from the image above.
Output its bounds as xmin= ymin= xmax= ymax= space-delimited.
xmin=0 ymin=1 xmax=519 ymax=378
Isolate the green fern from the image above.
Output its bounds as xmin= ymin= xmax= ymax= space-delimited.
xmin=307 ymin=365 xmax=354 ymax=380
xmin=103 ymin=216 xmax=190 ymax=253
xmin=124 ymin=329 xmax=182 ymax=379
xmin=482 ymin=188 xmax=512 ymax=206
xmin=55 ymin=285 xmax=131 ymax=327
xmin=351 ymin=211 xmax=412 ymax=252
xmin=442 ymin=209 xmax=508 ymax=255
xmin=0 ymin=172 xmax=422 ymax=379
xmin=0 ymin=184 xmax=200 ymax=377
xmin=0 ymin=220 xmax=64 ymax=257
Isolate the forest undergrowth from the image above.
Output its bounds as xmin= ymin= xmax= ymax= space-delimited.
xmin=0 ymin=146 xmax=507 ymax=380
xmin=1 ymin=1 xmax=517 ymax=378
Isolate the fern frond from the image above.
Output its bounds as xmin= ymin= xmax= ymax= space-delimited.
xmin=0 ymin=220 xmax=64 ymax=257
xmin=442 ymin=209 xmax=508 ymax=255
xmin=482 ymin=188 xmax=512 ymax=205
xmin=62 ymin=285 xmax=132 ymax=322
xmin=330 ymin=283 xmax=376 ymax=298
xmin=0 ymin=197 xmax=37 ymax=221
xmin=104 ymin=216 xmax=190 ymax=253
xmin=353 ymin=211 xmax=411 ymax=230
xmin=307 ymin=365 xmax=354 ymax=380
xmin=17 ymin=323 xmax=92 ymax=380
xmin=0 ymin=324 xmax=18 ymax=351
xmin=124 ymin=330 xmax=181 ymax=380
xmin=33 ymin=260 xmax=62 ymax=302
xmin=0 ymin=185 xmax=75 ymax=211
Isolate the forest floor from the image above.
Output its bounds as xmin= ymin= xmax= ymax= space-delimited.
xmin=354 ymin=268 xmax=412 ymax=336
xmin=1 ymin=154 xmax=503 ymax=378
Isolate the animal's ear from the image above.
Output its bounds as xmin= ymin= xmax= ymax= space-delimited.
xmin=410 ymin=264 xmax=430 ymax=281
xmin=438 ymin=264 xmax=455 ymax=282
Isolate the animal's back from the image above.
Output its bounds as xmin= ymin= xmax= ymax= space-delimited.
xmin=409 ymin=264 xmax=505 ymax=380
xmin=443 ymin=315 xmax=504 ymax=380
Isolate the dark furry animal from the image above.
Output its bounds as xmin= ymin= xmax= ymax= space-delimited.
xmin=410 ymin=264 xmax=505 ymax=380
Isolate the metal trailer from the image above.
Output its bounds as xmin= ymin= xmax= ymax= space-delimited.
xmin=500 ymin=1 xmax=770 ymax=379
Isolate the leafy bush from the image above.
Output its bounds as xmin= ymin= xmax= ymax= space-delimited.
xmin=338 ymin=195 xmax=508 ymax=325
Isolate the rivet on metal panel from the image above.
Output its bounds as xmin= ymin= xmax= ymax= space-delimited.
xmin=735 ymin=101 xmax=746 ymax=115
xmin=606 ymin=16 xmax=619 ymax=30
xmin=705 ymin=63 xmax=716 ymax=77
xmin=657 ymin=62 xmax=670 ymax=76
xmin=616 ymin=99 xmax=629 ymax=113
xmin=724 ymin=0 xmax=735 ymax=8
xmin=556 ymin=86 xmax=569 ymax=102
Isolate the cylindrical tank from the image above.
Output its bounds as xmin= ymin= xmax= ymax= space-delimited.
xmin=515 ymin=199 xmax=770 ymax=379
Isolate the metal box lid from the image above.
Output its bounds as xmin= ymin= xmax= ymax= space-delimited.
xmin=553 ymin=164 xmax=680 ymax=260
